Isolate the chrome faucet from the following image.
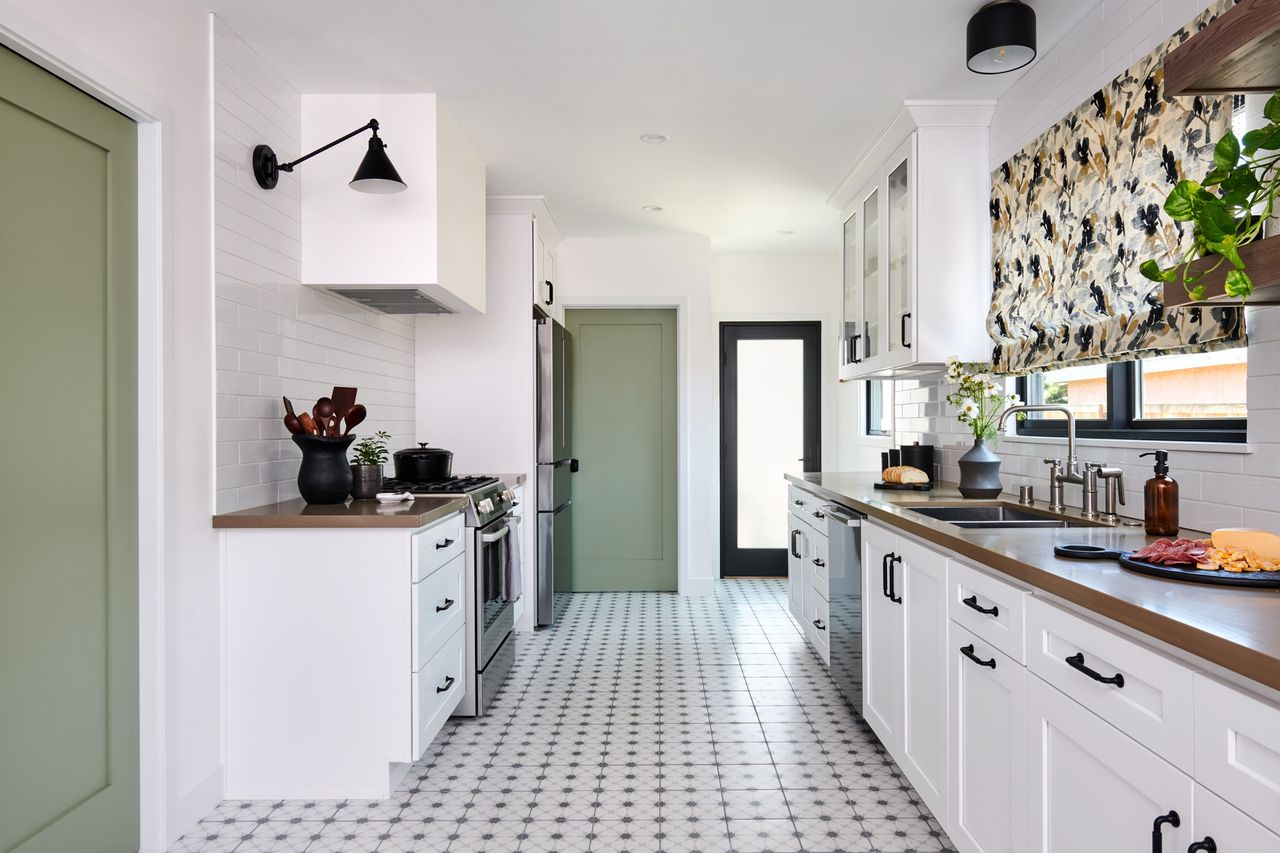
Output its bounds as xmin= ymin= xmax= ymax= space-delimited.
xmin=998 ymin=405 xmax=1081 ymax=513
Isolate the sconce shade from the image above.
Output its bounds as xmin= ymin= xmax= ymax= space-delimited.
xmin=350 ymin=136 xmax=407 ymax=194
xmin=966 ymin=0 xmax=1036 ymax=74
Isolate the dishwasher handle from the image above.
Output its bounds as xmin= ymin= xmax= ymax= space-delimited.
xmin=822 ymin=505 xmax=863 ymax=527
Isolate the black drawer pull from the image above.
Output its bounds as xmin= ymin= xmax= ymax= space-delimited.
xmin=793 ymin=499 xmax=804 ymax=506
xmin=1188 ymin=839 xmax=1216 ymax=853
xmin=435 ymin=538 xmax=455 ymax=550
xmin=962 ymin=595 xmax=999 ymax=617
xmin=901 ymin=312 xmax=912 ymax=348
xmin=435 ymin=598 xmax=455 ymax=613
xmin=790 ymin=529 xmax=802 ymax=559
xmin=436 ymin=675 xmax=456 ymax=694
xmin=960 ymin=644 xmax=996 ymax=669
xmin=881 ymin=553 xmax=891 ymax=599
xmin=1152 ymin=811 xmax=1179 ymax=852
xmin=1067 ymin=652 xmax=1124 ymax=688
xmin=888 ymin=553 xmax=903 ymax=604
xmin=812 ymin=558 xmax=825 ymax=567
xmin=812 ymin=619 xmax=827 ymax=631
xmin=812 ymin=510 xmax=825 ymax=520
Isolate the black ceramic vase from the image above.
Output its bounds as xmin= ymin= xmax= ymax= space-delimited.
xmin=293 ymin=434 xmax=356 ymax=504
xmin=958 ymin=438 xmax=1003 ymax=499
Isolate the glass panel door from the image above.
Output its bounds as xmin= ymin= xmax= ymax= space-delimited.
xmin=887 ymin=155 xmax=912 ymax=361
xmin=842 ymin=211 xmax=860 ymax=369
xmin=862 ymin=187 xmax=881 ymax=364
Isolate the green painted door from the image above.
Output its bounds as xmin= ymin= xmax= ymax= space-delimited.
xmin=0 ymin=47 xmax=139 ymax=853
xmin=564 ymin=309 xmax=677 ymax=592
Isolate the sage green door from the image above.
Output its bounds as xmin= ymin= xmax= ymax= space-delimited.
xmin=0 ymin=47 xmax=139 ymax=853
xmin=564 ymin=309 xmax=677 ymax=591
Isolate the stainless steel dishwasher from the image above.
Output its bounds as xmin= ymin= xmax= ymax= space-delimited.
xmin=824 ymin=503 xmax=864 ymax=715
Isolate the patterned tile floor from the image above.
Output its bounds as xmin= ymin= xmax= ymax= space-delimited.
xmin=171 ymin=580 xmax=954 ymax=853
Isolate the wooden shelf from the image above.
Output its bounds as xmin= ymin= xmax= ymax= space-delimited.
xmin=1162 ymin=232 xmax=1280 ymax=306
xmin=1165 ymin=0 xmax=1280 ymax=96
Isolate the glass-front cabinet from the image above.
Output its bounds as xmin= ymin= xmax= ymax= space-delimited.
xmin=862 ymin=186 xmax=881 ymax=368
xmin=841 ymin=211 xmax=860 ymax=371
xmin=885 ymin=146 xmax=913 ymax=368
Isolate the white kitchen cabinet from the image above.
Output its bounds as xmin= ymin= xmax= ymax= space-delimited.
xmin=835 ymin=103 xmax=992 ymax=379
xmin=861 ymin=522 xmax=904 ymax=752
xmin=301 ymin=94 xmax=487 ymax=314
xmin=1026 ymin=674 xmax=1193 ymax=853
xmin=1193 ymin=673 xmax=1280 ymax=837
xmin=898 ymin=536 xmax=949 ymax=821
xmin=533 ymin=215 xmax=561 ymax=322
xmin=1190 ymin=784 xmax=1280 ymax=852
xmin=788 ymin=513 xmax=808 ymax=624
xmin=949 ymin=559 xmax=1028 ymax=663
xmin=948 ymin=622 xmax=1025 ymax=853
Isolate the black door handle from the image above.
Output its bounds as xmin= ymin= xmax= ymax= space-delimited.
xmin=888 ymin=554 xmax=903 ymax=604
xmin=850 ymin=334 xmax=862 ymax=364
xmin=435 ymin=598 xmax=455 ymax=613
xmin=962 ymin=595 xmax=999 ymax=617
xmin=545 ymin=281 xmax=554 ymax=306
xmin=435 ymin=538 xmax=455 ymax=550
xmin=812 ymin=619 xmax=827 ymax=631
xmin=1187 ymin=839 xmax=1216 ymax=853
xmin=881 ymin=553 xmax=891 ymax=598
xmin=901 ymin=312 xmax=912 ymax=348
xmin=1152 ymin=811 xmax=1179 ymax=853
xmin=812 ymin=558 xmax=825 ymax=567
xmin=790 ymin=530 xmax=801 ymax=559
xmin=960 ymin=644 xmax=997 ymax=669
xmin=436 ymin=675 xmax=456 ymax=694
xmin=1066 ymin=652 xmax=1125 ymax=688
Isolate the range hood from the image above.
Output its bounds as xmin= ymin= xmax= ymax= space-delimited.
xmin=326 ymin=288 xmax=456 ymax=315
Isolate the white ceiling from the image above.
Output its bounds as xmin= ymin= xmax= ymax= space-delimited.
xmin=209 ymin=0 xmax=1097 ymax=253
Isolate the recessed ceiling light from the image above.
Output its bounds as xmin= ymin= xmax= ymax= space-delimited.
xmin=641 ymin=204 xmax=664 ymax=212
xmin=639 ymin=133 xmax=669 ymax=144
xmin=777 ymin=229 xmax=796 ymax=235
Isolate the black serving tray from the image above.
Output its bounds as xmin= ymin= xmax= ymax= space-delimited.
xmin=1053 ymin=543 xmax=1280 ymax=589
xmin=874 ymin=481 xmax=932 ymax=491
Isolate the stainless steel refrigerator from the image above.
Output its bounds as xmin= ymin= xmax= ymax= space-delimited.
xmin=536 ymin=316 xmax=577 ymax=627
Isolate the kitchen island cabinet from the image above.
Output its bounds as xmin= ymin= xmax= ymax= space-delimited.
xmin=216 ymin=501 xmax=468 ymax=799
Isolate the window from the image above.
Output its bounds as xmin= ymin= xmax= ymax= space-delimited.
xmin=866 ymin=380 xmax=891 ymax=436
xmin=1016 ymin=350 xmax=1246 ymax=442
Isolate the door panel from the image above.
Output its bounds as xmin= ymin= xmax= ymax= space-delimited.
xmin=0 ymin=47 xmax=138 ymax=852
xmin=886 ymin=146 xmax=913 ymax=364
xmin=564 ymin=309 xmax=677 ymax=591
xmin=862 ymin=524 xmax=901 ymax=752
xmin=900 ymin=541 xmax=948 ymax=820
xmin=719 ymin=323 xmax=821 ymax=577
xmin=862 ymin=187 xmax=881 ymax=365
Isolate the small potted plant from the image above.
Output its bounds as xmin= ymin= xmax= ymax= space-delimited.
xmin=349 ymin=431 xmax=390 ymax=500
xmin=945 ymin=357 xmax=1025 ymax=498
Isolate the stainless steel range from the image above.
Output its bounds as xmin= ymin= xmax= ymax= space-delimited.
xmin=380 ymin=475 xmax=520 ymax=716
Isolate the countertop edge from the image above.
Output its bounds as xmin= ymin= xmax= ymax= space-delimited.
xmin=786 ymin=473 xmax=1280 ymax=695
xmin=212 ymin=497 xmax=469 ymax=530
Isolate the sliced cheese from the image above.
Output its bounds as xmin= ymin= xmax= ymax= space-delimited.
xmin=1211 ymin=528 xmax=1280 ymax=562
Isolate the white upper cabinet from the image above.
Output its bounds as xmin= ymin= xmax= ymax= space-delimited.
xmin=834 ymin=102 xmax=994 ymax=379
xmin=301 ymin=94 xmax=487 ymax=314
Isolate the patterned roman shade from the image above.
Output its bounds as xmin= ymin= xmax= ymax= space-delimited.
xmin=987 ymin=0 xmax=1245 ymax=376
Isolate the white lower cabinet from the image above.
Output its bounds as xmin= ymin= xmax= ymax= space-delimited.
xmin=1193 ymin=673 xmax=1280 ymax=838
xmin=948 ymin=622 xmax=1025 ymax=853
xmin=788 ymin=513 xmax=808 ymax=623
xmin=862 ymin=522 xmax=903 ymax=752
xmin=1190 ymin=783 xmax=1280 ymax=851
xmin=1026 ymin=673 xmax=1193 ymax=853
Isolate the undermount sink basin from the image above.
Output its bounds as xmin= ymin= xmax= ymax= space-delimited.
xmin=905 ymin=503 xmax=1101 ymax=530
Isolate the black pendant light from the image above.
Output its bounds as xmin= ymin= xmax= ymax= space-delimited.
xmin=252 ymin=118 xmax=407 ymax=194
xmin=966 ymin=0 xmax=1037 ymax=75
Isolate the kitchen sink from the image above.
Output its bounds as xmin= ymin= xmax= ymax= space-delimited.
xmin=904 ymin=503 xmax=1101 ymax=529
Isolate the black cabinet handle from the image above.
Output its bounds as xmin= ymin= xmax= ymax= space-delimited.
xmin=849 ymin=334 xmax=862 ymax=364
xmin=812 ymin=509 xmax=825 ymax=520
xmin=812 ymin=619 xmax=827 ymax=631
xmin=545 ymin=281 xmax=554 ymax=306
xmin=793 ymin=499 xmax=804 ymax=506
xmin=888 ymin=554 xmax=903 ymax=604
xmin=901 ymin=312 xmax=912 ymax=348
xmin=436 ymin=675 xmax=456 ymax=694
xmin=1066 ymin=652 xmax=1125 ymax=688
xmin=812 ymin=558 xmax=825 ymax=568
xmin=790 ymin=530 xmax=801 ymax=559
xmin=1187 ymin=839 xmax=1216 ymax=853
xmin=1152 ymin=811 xmax=1179 ymax=853
xmin=435 ymin=538 xmax=455 ymax=550
xmin=962 ymin=595 xmax=999 ymax=618
xmin=435 ymin=598 xmax=455 ymax=613
xmin=960 ymin=644 xmax=997 ymax=669
xmin=881 ymin=553 xmax=891 ymax=599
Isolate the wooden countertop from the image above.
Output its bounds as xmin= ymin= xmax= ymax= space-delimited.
xmin=213 ymin=496 xmax=468 ymax=530
xmin=788 ymin=472 xmax=1280 ymax=693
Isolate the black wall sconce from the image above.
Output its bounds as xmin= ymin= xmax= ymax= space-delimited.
xmin=966 ymin=0 xmax=1036 ymax=74
xmin=252 ymin=118 xmax=407 ymax=193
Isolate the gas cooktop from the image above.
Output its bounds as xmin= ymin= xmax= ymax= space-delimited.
xmin=380 ymin=475 xmax=500 ymax=494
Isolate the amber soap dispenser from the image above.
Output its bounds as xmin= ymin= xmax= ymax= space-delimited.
xmin=1139 ymin=450 xmax=1179 ymax=536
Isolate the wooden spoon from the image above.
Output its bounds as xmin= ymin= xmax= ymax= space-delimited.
xmin=342 ymin=404 xmax=367 ymax=436
xmin=298 ymin=411 xmax=318 ymax=435
xmin=332 ymin=387 xmax=358 ymax=422
xmin=283 ymin=396 xmax=298 ymax=419
xmin=313 ymin=396 xmax=335 ymax=426
xmin=283 ymin=413 xmax=304 ymax=435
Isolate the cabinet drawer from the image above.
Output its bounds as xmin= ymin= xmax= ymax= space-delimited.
xmin=788 ymin=485 xmax=827 ymax=523
xmin=805 ymin=591 xmax=830 ymax=665
xmin=413 ymin=554 xmax=465 ymax=670
xmin=949 ymin=560 xmax=1027 ymax=663
xmin=1026 ymin=597 xmax=1194 ymax=773
xmin=808 ymin=530 xmax=830 ymax=599
xmin=413 ymin=512 xmax=465 ymax=582
xmin=412 ymin=626 xmax=465 ymax=759
xmin=1192 ymin=783 xmax=1280 ymax=851
xmin=1194 ymin=674 xmax=1280 ymax=836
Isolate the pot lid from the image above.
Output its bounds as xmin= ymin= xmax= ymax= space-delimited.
xmin=395 ymin=442 xmax=452 ymax=458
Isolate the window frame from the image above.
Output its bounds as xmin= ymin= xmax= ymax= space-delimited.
xmin=866 ymin=380 xmax=891 ymax=437
xmin=1015 ymin=360 xmax=1247 ymax=443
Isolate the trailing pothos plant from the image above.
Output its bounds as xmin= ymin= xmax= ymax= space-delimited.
xmin=1141 ymin=90 xmax=1280 ymax=302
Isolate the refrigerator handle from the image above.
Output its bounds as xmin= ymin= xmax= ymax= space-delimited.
xmin=569 ymin=458 xmax=580 ymax=473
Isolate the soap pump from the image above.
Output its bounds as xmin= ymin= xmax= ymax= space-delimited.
xmin=1139 ymin=450 xmax=1179 ymax=536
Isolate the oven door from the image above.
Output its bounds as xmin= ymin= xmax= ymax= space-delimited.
xmin=476 ymin=514 xmax=516 ymax=671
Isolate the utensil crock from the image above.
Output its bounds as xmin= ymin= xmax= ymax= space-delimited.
xmin=293 ymin=434 xmax=356 ymax=504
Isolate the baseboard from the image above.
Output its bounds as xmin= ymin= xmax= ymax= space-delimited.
xmin=679 ymin=577 xmax=717 ymax=596
xmin=165 ymin=766 xmax=224 ymax=849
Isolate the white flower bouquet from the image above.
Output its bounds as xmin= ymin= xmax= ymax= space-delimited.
xmin=944 ymin=357 xmax=1024 ymax=442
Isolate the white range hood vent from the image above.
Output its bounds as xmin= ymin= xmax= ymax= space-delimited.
xmin=325 ymin=287 xmax=458 ymax=315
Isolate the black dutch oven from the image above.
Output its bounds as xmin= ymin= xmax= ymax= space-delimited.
xmin=393 ymin=442 xmax=453 ymax=482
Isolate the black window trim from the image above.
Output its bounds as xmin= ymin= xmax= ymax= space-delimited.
xmin=1014 ymin=361 xmax=1247 ymax=443
xmin=866 ymin=381 xmax=891 ymax=437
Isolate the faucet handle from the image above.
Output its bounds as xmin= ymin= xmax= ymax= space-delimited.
xmin=1043 ymin=457 xmax=1062 ymax=467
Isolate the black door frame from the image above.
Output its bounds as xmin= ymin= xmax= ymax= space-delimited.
xmin=719 ymin=322 xmax=822 ymax=578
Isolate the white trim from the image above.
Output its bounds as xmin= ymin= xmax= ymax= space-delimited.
xmin=1003 ymin=433 xmax=1252 ymax=455
xmin=0 ymin=6 xmax=172 ymax=851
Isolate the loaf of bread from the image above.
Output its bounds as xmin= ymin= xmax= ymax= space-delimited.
xmin=883 ymin=465 xmax=929 ymax=484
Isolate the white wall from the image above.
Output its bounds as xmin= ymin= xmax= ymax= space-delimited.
xmin=213 ymin=21 xmax=417 ymax=513
xmin=557 ymin=236 xmax=717 ymax=594
xmin=0 ymin=0 xmax=218 ymax=847
xmin=896 ymin=0 xmax=1280 ymax=533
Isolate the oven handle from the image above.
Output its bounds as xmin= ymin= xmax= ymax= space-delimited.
xmin=481 ymin=524 xmax=512 ymax=544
